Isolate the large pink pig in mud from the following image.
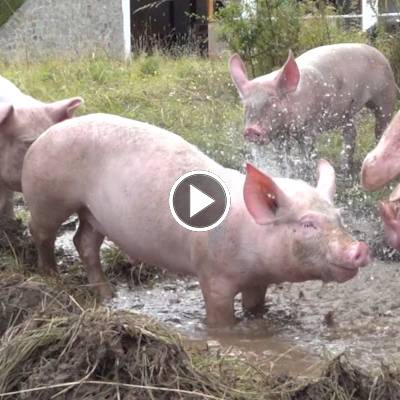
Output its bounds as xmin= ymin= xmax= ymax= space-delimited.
xmin=229 ymin=43 xmax=397 ymax=172
xmin=0 ymin=76 xmax=82 ymax=220
xmin=22 ymin=114 xmax=370 ymax=327
xmin=362 ymin=110 xmax=400 ymax=250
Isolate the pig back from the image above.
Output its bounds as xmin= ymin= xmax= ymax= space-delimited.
xmin=297 ymin=44 xmax=394 ymax=108
xmin=22 ymin=113 xmax=226 ymax=275
xmin=0 ymin=76 xmax=41 ymax=105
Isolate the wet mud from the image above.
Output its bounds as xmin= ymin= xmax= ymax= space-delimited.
xmin=5 ymin=146 xmax=400 ymax=380
xmin=109 ymin=259 xmax=400 ymax=375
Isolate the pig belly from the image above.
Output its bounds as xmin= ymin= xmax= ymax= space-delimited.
xmin=81 ymin=162 xmax=211 ymax=276
xmin=88 ymin=204 xmax=196 ymax=276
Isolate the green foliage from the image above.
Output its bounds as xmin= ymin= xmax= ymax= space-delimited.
xmin=298 ymin=1 xmax=367 ymax=50
xmin=0 ymin=0 xmax=25 ymax=27
xmin=139 ymin=55 xmax=160 ymax=76
xmin=1 ymin=55 xmax=245 ymax=169
xmin=374 ymin=27 xmax=400 ymax=84
xmin=216 ymin=0 xmax=367 ymax=76
xmin=216 ymin=0 xmax=301 ymax=76
xmin=1 ymin=54 xmax=383 ymax=176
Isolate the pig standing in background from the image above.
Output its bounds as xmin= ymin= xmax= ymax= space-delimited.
xmin=229 ymin=43 xmax=396 ymax=174
xmin=361 ymin=110 xmax=400 ymax=250
xmin=0 ymin=75 xmax=82 ymax=220
xmin=22 ymin=114 xmax=370 ymax=327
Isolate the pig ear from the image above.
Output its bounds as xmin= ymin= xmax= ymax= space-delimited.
xmin=0 ymin=103 xmax=14 ymax=127
xmin=47 ymin=97 xmax=83 ymax=123
xmin=243 ymin=163 xmax=290 ymax=225
xmin=316 ymin=159 xmax=336 ymax=204
xmin=274 ymin=50 xmax=300 ymax=95
xmin=229 ymin=54 xmax=249 ymax=98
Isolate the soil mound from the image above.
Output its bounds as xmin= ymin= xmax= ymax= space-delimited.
xmin=289 ymin=354 xmax=400 ymax=400
xmin=0 ymin=310 xmax=232 ymax=399
xmin=0 ymin=273 xmax=399 ymax=399
xmin=0 ymin=217 xmax=37 ymax=268
xmin=0 ymin=272 xmax=80 ymax=336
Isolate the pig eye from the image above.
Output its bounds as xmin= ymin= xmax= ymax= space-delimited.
xmin=301 ymin=220 xmax=317 ymax=230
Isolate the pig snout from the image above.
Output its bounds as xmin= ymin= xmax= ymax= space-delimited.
xmin=244 ymin=125 xmax=267 ymax=144
xmin=361 ymin=150 xmax=399 ymax=192
xmin=344 ymin=241 xmax=370 ymax=269
xmin=361 ymin=153 xmax=382 ymax=191
xmin=327 ymin=240 xmax=371 ymax=283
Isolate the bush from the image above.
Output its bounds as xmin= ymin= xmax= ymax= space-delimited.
xmin=138 ymin=55 xmax=160 ymax=76
xmin=216 ymin=0 xmax=367 ymax=76
xmin=298 ymin=1 xmax=367 ymax=51
xmin=374 ymin=27 xmax=400 ymax=83
xmin=216 ymin=0 xmax=300 ymax=76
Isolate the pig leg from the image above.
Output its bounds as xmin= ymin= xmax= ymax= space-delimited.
xmin=242 ymin=285 xmax=267 ymax=317
xmin=341 ymin=119 xmax=356 ymax=175
xmin=29 ymin=218 xmax=59 ymax=276
xmin=28 ymin=198 xmax=77 ymax=276
xmin=374 ymin=112 xmax=390 ymax=141
xmin=0 ymin=183 xmax=14 ymax=220
xmin=73 ymin=213 xmax=113 ymax=299
xmin=199 ymin=276 xmax=237 ymax=326
xmin=367 ymin=101 xmax=395 ymax=141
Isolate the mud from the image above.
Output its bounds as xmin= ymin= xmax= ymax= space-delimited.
xmin=22 ymin=177 xmax=398 ymax=378
xmin=0 ymin=273 xmax=81 ymax=335
xmin=109 ymin=259 xmax=400 ymax=375
xmin=0 ymin=278 xmax=399 ymax=400
xmin=0 ymin=310 xmax=231 ymax=400
xmin=0 ymin=216 xmax=37 ymax=269
xmin=6 ymin=149 xmax=400 ymax=380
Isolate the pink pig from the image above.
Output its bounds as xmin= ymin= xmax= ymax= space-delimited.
xmin=362 ymin=110 xmax=400 ymax=250
xmin=22 ymin=114 xmax=370 ymax=326
xmin=230 ymin=43 xmax=396 ymax=172
xmin=0 ymin=76 xmax=82 ymax=220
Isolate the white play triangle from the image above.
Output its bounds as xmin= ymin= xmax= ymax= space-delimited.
xmin=189 ymin=184 xmax=215 ymax=218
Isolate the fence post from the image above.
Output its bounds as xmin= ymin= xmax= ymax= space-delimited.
xmin=122 ymin=0 xmax=131 ymax=59
xmin=362 ymin=0 xmax=378 ymax=31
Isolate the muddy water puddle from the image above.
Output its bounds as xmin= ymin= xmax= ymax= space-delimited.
xmin=108 ymin=260 xmax=400 ymax=375
xmin=39 ymin=210 xmax=400 ymax=375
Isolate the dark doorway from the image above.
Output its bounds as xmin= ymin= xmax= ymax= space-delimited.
xmin=130 ymin=0 xmax=209 ymax=54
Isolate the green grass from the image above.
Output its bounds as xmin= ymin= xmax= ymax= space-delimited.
xmin=0 ymin=0 xmax=25 ymax=27
xmin=1 ymin=54 xmax=246 ymax=169
xmin=0 ymin=53 xmax=391 ymax=177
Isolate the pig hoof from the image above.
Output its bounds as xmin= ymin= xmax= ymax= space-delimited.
xmin=206 ymin=316 xmax=238 ymax=328
xmin=96 ymin=285 xmax=114 ymax=301
xmin=243 ymin=306 xmax=265 ymax=319
xmin=39 ymin=266 xmax=59 ymax=277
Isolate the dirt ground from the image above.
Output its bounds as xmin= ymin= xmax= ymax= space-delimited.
xmin=109 ymin=259 xmax=400 ymax=375
xmin=1 ymin=162 xmax=400 ymax=398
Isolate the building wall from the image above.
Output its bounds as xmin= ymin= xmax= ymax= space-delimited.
xmin=0 ymin=0 xmax=130 ymax=62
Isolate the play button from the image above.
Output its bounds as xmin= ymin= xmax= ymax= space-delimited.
xmin=189 ymin=185 xmax=215 ymax=218
xmin=169 ymin=170 xmax=231 ymax=231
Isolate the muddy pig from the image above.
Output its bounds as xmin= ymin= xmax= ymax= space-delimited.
xmin=229 ymin=43 xmax=396 ymax=173
xmin=361 ymin=110 xmax=400 ymax=250
xmin=377 ymin=191 xmax=400 ymax=250
xmin=22 ymin=114 xmax=370 ymax=327
xmin=0 ymin=75 xmax=82 ymax=220
xmin=362 ymin=109 xmax=400 ymax=192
